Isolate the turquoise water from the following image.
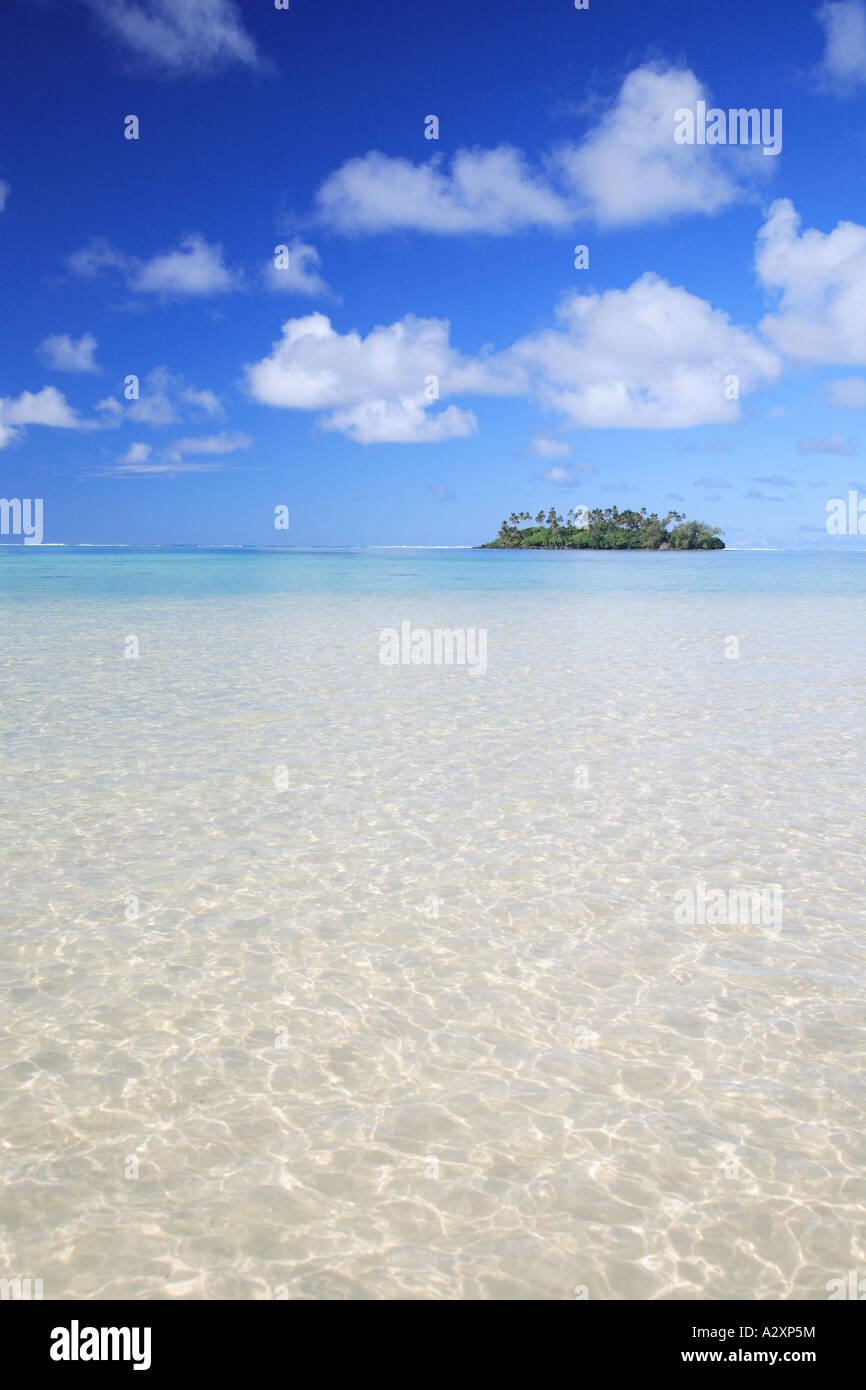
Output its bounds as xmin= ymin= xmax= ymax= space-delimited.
xmin=2 ymin=545 xmax=866 ymax=598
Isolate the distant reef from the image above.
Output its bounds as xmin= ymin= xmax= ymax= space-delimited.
xmin=480 ymin=506 xmax=725 ymax=550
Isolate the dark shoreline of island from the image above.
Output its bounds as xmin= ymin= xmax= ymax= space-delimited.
xmin=479 ymin=506 xmax=725 ymax=550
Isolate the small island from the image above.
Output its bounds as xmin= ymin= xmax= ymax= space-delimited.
xmin=481 ymin=506 xmax=725 ymax=550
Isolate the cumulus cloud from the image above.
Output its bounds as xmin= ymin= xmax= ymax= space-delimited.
xmin=556 ymin=64 xmax=755 ymax=228
xmin=756 ymin=199 xmax=866 ymax=362
xmin=83 ymin=0 xmax=261 ymax=77
xmin=265 ymin=239 xmax=331 ymax=297
xmin=316 ymin=147 xmax=572 ymax=235
xmin=504 ymin=273 xmax=781 ymax=429
xmin=694 ymin=476 xmax=733 ymax=488
xmin=798 ymin=431 xmax=856 ymax=453
xmin=0 ymin=179 xmax=8 ymax=213
xmin=131 ymin=235 xmax=238 ymax=296
xmin=322 ymin=399 xmax=477 ymax=445
xmin=815 ymin=1 xmax=866 ymax=89
xmin=68 ymin=234 xmax=240 ymax=298
xmin=0 ymin=385 xmax=84 ymax=448
xmin=244 ymin=276 xmax=780 ymax=443
xmin=315 ymin=64 xmax=765 ymax=236
xmin=39 ymin=332 xmax=100 ymax=373
xmin=243 ymin=312 xmax=515 ymax=444
xmin=827 ymin=376 xmax=866 ymax=406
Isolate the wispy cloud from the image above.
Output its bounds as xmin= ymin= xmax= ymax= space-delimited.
xmin=69 ymin=234 xmax=241 ymax=299
xmin=97 ymin=366 xmax=223 ymax=428
xmin=265 ymin=239 xmax=332 ymax=298
xmin=100 ymin=432 xmax=250 ymax=477
xmin=543 ymin=464 xmax=593 ymax=485
xmin=827 ymin=377 xmax=866 ymax=407
xmin=83 ymin=0 xmax=262 ymax=78
xmin=526 ymin=435 xmax=572 ymax=459
xmin=815 ymin=1 xmax=866 ymax=91
xmin=798 ymin=432 xmax=856 ymax=453
xmin=38 ymin=332 xmax=101 ymax=373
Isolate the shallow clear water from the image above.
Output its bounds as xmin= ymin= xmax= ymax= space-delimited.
xmin=1 ymin=547 xmax=864 ymax=1299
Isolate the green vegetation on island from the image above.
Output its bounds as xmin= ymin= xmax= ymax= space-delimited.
xmin=481 ymin=507 xmax=725 ymax=550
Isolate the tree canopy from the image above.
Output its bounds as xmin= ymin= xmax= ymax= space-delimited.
xmin=481 ymin=506 xmax=724 ymax=550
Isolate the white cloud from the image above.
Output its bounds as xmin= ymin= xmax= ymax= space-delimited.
xmin=84 ymin=0 xmax=261 ymax=77
xmin=756 ymin=199 xmax=866 ymax=363
xmin=0 ymin=179 xmax=8 ymax=213
xmin=816 ymin=1 xmax=866 ymax=87
xmin=244 ymin=275 xmax=779 ymax=443
xmin=118 ymin=442 xmax=152 ymax=464
xmin=108 ymin=459 xmax=227 ymax=476
xmin=130 ymin=235 xmax=238 ymax=296
xmin=243 ymin=312 xmax=512 ymax=443
xmin=542 ymin=465 xmax=592 ymax=485
xmin=528 ymin=435 xmax=572 ymax=458
xmin=504 ymin=273 xmax=781 ymax=428
xmin=68 ymin=234 xmax=240 ymax=298
xmin=316 ymin=147 xmax=572 ymax=235
xmin=101 ymin=366 xmax=224 ymax=427
xmin=556 ymin=64 xmax=752 ymax=229
xmin=323 ymin=399 xmax=477 ymax=445
xmin=265 ymin=240 xmax=331 ymax=297
xmin=827 ymin=376 xmax=866 ymax=406
xmin=105 ymin=435 xmax=247 ymax=477
xmin=67 ymin=238 xmax=128 ymax=278
xmin=798 ymin=432 xmax=856 ymax=453
xmin=0 ymin=386 xmax=83 ymax=448
xmin=39 ymin=332 xmax=100 ymax=373
xmin=315 ymin=64 xmax=763 ymax=235
xmin=168 ymin=431 xmax=251 ymax=455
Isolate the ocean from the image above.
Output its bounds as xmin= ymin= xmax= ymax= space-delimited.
xmin=1 ymin=546 xmax=864 ymax=1299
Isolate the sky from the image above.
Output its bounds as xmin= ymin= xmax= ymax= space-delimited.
xmin=3 ymin=0 xmax=866 ymax=547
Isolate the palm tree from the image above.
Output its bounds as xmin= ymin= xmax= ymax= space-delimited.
xmin=546 ymin=507 xmax=563 ymax=548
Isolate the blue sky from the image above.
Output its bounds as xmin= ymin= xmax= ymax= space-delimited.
xmin=4 ymin=0 xmax=866 ymax=546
